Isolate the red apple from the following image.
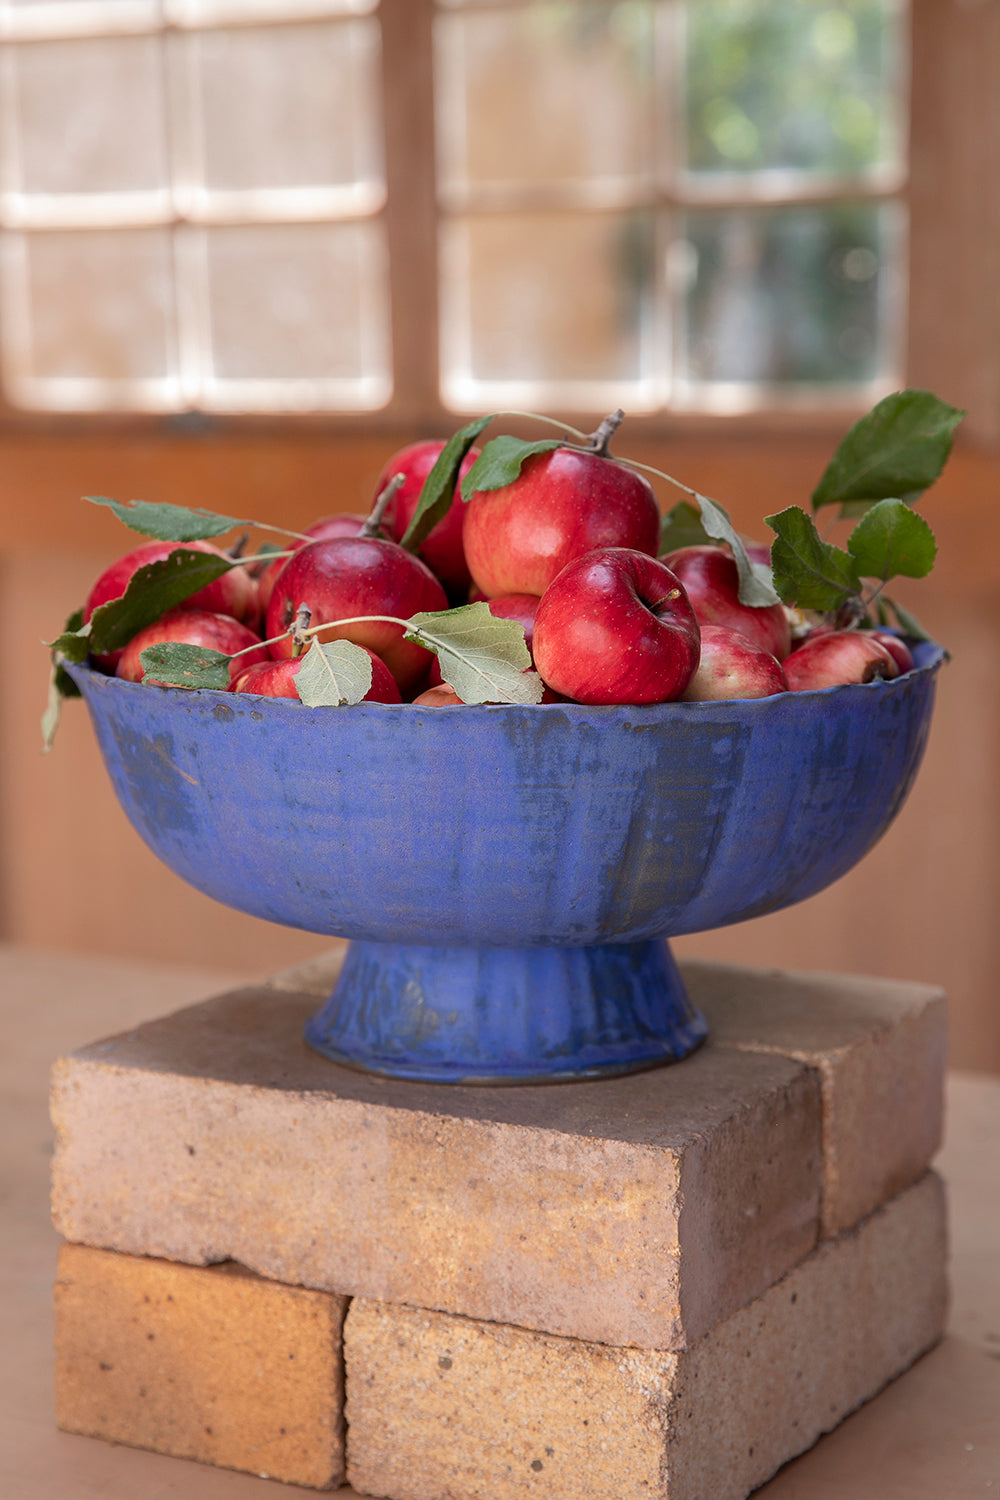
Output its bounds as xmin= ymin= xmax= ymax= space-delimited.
xmin=85 ymin=539 xmax=259 ymax=671
xmin=532 ymin=549 xmax=700 ymax=706
xmin=117 ymin=609 xmax=269 ymax=686
xmin=264 ymin=535 xmax=448 ymax=694
xmin=231 ymin=647 xmax=401 ymax=703
xmin=257 ymin=513 xmax=367 ymax=617
xmin=868 ymin=629 xmax=915 ymax=675
xmin=376 ymin=440 xmax=481 ymax=598
xmin=413 ymin=679 xmax=565 ymax=707
xmin=741 ymin=539 xmax=772 ymax=569
xmin=463 ymin=447 xmax=661 ymax=599
xmin=659 ymin=545 xmax=791 ymax=661
xmin=783 ymin=630 xmax=899 ymax=691
xmin=413 ymin=683 xmax=466 ymax=707
xmin=681 ymin=625 xmax=788 ymax=702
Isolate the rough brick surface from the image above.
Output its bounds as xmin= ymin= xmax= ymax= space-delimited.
xmin=269 ymin=948 xmax=948 ymax=1240
xmin=51 ymin=984 xmax=821 ymax=1350
xmin=686 ymin=960 xmax=947 ymax=1234
xmin=344 ymin=1173 xmax=947 ymax=1500
xmin=54 ymin=1245 xmax=346 ymax=1489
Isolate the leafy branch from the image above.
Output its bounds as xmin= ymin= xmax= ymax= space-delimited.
xmin=132 ymin=604 xmax=544 ymax=707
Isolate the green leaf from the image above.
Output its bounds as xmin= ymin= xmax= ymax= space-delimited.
xmin=884 ymin=596 xmax=933 ymax=643
xmin=765 ymin=506 xmax=862 ymax=611
xmin=459 ymin=435 xmax=564 ymax=504
xmin=406 ymin=603 xmax=544 ymax=705
xmin=139 ymin=642 xmax=233 ymax=690
xmin=696 ymin=493 xmax=780 ymax=607
xmin=811 ymin=390 xmax=965 ymax=511
xmin=838 ymin=488 xmax=923 ymax=521
xmin=847 ymin=498 xmax=937 ymax=582
xmin=41 ymin=607 xmax=86 ymax=751
xmin=41 ymin=664 xmax=67 ymax=752
xmin=294 ymin=640 xmax=374 ymax=707
xmin=399 ymin=416 xmax=495 ymax=553
xmin=86 ymin=496 xmax=246 ymax=541
xmin=88 ymin=548 xmax=234 ymax=656
xmin=658 ymin=501 xmax=714 ymax=553
xmin=45 ymin=611 xmax=90 ymax=664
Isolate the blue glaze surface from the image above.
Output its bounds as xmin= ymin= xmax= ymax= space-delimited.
xmin=68 ymin=645 xmax=942 ymax=947
xmin=305 ymin=938 xmax=707 ymax=1083
xmin=69 ymin=644 xmax=942 ymax=1080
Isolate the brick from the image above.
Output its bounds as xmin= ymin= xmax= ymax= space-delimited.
xmin=344 ymin=1173 xmax=947 ymax=1500
xmin=51 ymin=983 xmax=822 ymax=1350
xmin=270 ymin=947 xmax=948 ymax=1239
xmin=686 ymin=960 xmax=947 ymax=1234
xmin=54 ymin=1244 xmax=346 ymax=1489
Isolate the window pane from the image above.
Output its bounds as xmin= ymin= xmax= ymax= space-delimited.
xmin=440 ymin=210 xmax=660 ymax=408
xmin=683 ymin=0 xmax=905 ymax=178
xmin=8 ymin=35 xmax=168 ymax=197
xmin=202 ymin=221 xmax=390 ymax=409
xmin=174 ymin=0 xmax=376 ymax=23
xmin=3 ymin=226 xmax=177 ymax=406
xmin=436 ymin=2 xmax=655 ymax=197
xmin=189 ymin=20 xmax=383 ymax=198
xmin=674 ymin=201 xmax=903 ymax=393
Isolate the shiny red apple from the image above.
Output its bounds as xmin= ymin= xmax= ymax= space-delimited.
xmin=868 ymin=629 xmax=915 ymax=675
xmin=117 ymin=609 xmax=269 ymax=685
xmin=783 ymin=630 xmax=899 ymax=691
xmin=413 ymin=683 xmax=465 ymax=707
xmin=257 ymin=513 xmax=367 ymax=617
xmin=375 ymin=440 xmax=481 ymax=598
xmin=85 ymin=539 xmax=259 ymax=671
xmin=532 ymin=548 xmax=700 ymax=706
xmin=659 ymin=544 xmax=791 ymax=661
xmin=264 ymin=535 xmax=448 ymax=694
xmin=464 ymin=448 xmax=661 ymax=599
xmin=681 ymin=625 xmax=788 ymax=702
xmin=231 ymin=647 xmax=401 ymax=703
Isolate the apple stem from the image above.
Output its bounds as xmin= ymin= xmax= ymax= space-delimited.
xmin=586 ymin=409 xmax=625 ymax=457
xmin=226 ymin=532 xmax=250 ymax=560
xmin=291 ymin=604 xmax=313 ymax=658
xmin=361 ymin=473 xmax=405 ymax=539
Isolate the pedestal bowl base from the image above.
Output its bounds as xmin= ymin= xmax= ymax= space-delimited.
xmin=303 ymin=938 xmax=707 ymax=1084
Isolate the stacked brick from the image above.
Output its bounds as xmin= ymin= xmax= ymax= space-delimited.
xmin=51 ymin=957 xmax=948 ymax=1497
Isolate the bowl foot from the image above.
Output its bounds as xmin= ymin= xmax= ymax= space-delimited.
xmin=303 ymin=939 xmax=707 ymax=1084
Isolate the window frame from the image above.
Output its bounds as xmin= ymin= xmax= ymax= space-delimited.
xmin=0 ymin=0 xmax=992 ymax=442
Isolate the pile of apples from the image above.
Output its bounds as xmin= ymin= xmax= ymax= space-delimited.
xmin=82 ymin=435 xmax=914 ymax=709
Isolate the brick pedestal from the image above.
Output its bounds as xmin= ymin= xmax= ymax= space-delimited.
xmin=51 ymin=957 xmax=948 ymax=1496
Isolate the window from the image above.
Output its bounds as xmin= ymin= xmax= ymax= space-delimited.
xmin=0 ymin=0 xmax=909 ymax=418
xmin=0 ymin=0 xmax=391 ymax=412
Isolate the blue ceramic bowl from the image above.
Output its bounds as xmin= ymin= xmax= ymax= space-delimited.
xmin=68 ymin=642 xmax=943 ymax=1082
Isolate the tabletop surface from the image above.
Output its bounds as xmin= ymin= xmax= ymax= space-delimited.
xmin=2 ymin=944 xmax=998 ymax=1500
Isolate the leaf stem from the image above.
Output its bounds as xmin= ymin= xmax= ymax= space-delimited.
xmin=491 ymin=410 xmax=590 ymax=444
xmin=226 ymin=549 xmax=294 ymax=570
xmin=315 ymin=613 xmax=534 ymax=703
xmin=601 ymin=452 xmax=704 ymax=502
xmin=248 ymin=522 xmax=315 ymax=543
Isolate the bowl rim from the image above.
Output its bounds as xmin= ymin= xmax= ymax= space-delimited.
xmin=66 ymin=640 xmax=946 ymax=720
